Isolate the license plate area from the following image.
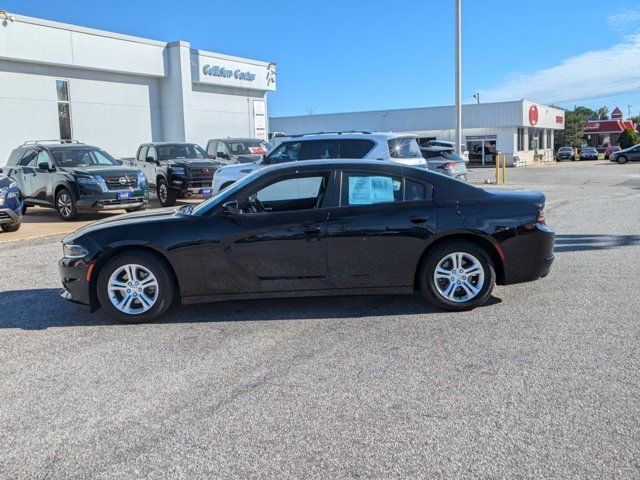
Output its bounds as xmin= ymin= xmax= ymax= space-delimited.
xmin=118 ymin=191 xmax=132 ymax=200
xmin=199 ymin=188 xmax=212 ymax=195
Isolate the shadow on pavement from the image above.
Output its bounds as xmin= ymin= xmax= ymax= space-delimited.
xmin=0 ymin=288 xmax=502 ymax=330
xmin=554 ymin=234 xmax=640 ymax=253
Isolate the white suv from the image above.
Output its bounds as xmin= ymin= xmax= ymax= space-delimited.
xmin=211 ymin=131 xmax=426 ymax=193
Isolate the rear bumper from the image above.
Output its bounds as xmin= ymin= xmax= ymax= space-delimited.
xmin=58 ymin=257 xmax=91 ymax=305
xmin=500 ymin=223 xmax=555 ymax=285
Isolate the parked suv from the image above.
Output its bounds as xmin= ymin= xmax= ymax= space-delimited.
xmin=420 ymin=146 xmax=468 ymax=181
xmin=124 ymin=143 xmax=223 ymax=207
xmin=211 ymin=132 xmax=426 ymax=193
xmin=5 ymin=141 xmax=148 ymax=220
xmin=205 ymin=138 xmax=271 ymax=165
xmin=0 ymin=170 xmax=23 ymax=232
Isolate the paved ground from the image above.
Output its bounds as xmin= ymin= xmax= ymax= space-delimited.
xmin=0 ymin=160 xmax=639 ymax=478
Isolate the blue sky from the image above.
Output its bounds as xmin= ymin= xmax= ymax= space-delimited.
xmin=4 ymin=0 xmax=640 ymax=117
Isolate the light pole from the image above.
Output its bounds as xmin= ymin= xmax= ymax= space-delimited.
xmin=455 ymin=0 xmax=462 ymax=154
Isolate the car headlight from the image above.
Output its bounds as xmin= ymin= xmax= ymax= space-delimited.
xmin=170 ymin=167 xmax=186 ymax=175
xmin=137 ymin=171 xmax=148 ymax=186
xmin=76 ymin=175 xmax=99 ymax=185
xmin=63 ymin=244 xmax=89 ymax=259
xmin=0 ymin=193 xmax=5 ymax=206
xmin=8 ymin=180 xmax=18 ymax=189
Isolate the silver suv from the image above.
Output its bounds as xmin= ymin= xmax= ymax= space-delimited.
xmin=211 ymin=131 xmax=426 ymax=193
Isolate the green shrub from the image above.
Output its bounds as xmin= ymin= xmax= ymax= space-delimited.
xmin=619 ymin=128 xmax=639 ymax=149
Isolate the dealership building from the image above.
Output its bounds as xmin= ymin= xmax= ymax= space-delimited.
xmin=0 ymin=12 xmax=276 ymax=163
xmin=271 ymin=100 xmax=565 ymax=166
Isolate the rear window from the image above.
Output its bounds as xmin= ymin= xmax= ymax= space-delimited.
xmin=339 ymin=139 xmax=375 ymax=159
xmin=421 ymin=149 xmax=464 ymax=161
xmin=388 ymin=137 xmax=422 ymax=159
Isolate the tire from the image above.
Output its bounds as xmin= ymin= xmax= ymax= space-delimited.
xmin=96 ymin=251 xmax=175 ymax=323
xmin=419 ymin=241 xmax=496 ymax=312
xmin=617 ymin=156 xmax=627 ymax=165
xmin=1 ymin=222 xmax=21 ymax=232
xmin=157 ymin=178 xmax=177 ymax=207
xmin=55 ymin=188 xmax=79 ymax=221
xmin=125 ymin=206 xmax=147 ymax=213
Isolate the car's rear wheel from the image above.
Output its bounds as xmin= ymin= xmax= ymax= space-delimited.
xmin=56 ymin=188 xmax=78 ymax=221
xmin=419 ymin=241 xmax=495 ymax=311
xmin=617 ymin=155 xmax=628 ymax=164
xmin=157 ymin=178 xmax=177 ymax=207
xmin=96 ymin=251 xmax=174 ymax=323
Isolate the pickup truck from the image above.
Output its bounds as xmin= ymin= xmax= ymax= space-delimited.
xmin=125 ymin=143 xmax=223 ymax=207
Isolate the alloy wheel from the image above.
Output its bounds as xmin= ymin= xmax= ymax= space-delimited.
xmin=433 ymin=252 xmax=485 ymax=303
xmin=107 ymin=264 xmax=159 ymax=315
xmin=159 ymin=183 xmax=168 ymax=204
xmin=57 ymin=193 xmax=72 ymax=217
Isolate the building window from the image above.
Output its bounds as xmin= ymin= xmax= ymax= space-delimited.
xmin=56 ymin=80 xmax=72 ymax=141
xmin=517 ymin=128 xmax=524 ymax=151
xmin=529 ymin=128 xmax=542 ymax=150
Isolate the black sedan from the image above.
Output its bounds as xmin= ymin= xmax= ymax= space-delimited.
xmin=579 ymin=147 xmax=599 ymax=160
xmin=59 ymin=160 xmax=555 ymax=322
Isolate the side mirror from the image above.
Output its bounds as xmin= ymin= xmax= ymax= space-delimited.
xmin=115 ymin=159 xmax=123 ymax=165
xmin=222 ymin=200 xmax=240 ymax=216
xmin=261 ymin=154 xmax=269 ymax=165
xmin=38 ymin=162 xmax=54 ymax=171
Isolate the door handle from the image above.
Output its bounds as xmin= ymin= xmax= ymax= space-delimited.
xmin=410 ymin=216 xmax=429 ymax=224
xmin=303 ymin=224 xmax=321 ymax=234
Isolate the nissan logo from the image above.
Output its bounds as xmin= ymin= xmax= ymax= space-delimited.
xmin=202 ymin=168 xmax=209 ymax=174
xmin=119 ymin=176 xmax=128 ymax=185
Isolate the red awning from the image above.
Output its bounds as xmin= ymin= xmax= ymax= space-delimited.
xmin=584 ymin=119 xmax=636 ymax=134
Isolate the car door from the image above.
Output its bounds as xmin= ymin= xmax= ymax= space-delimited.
xmin=143 ymin=145 xmax=158 ymax=187
xmin=630 ymin=146 xmax=640 ymax=161
xmin=203 ymin=169 xmax=334 ymax=294
xmin=31 ymin=149 xmax=56 ymax=204
xmin=16 ymin=149 xmax=39 ymax=202
xmin=326 ymin=167 xmax=437 ymax=289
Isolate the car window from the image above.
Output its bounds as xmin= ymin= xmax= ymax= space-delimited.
xmin=405 ymin=178 xmax=431 ymax=201
xmin=388 ymin=137 xmax=422 ymax=159
xmin=298 ymin=140 xmax=339 ymax=160
xmin=339 ymin=139 xmax=375 ymax=159
xmin=206 ymin=141 xmax=216 ymax=155
xmin=267 ymin=142 xmax=302 ymax=164
xmin=35 ymin=150 xmax=54 ymax=170
xmin=216 ymin=142 xmax=227 ymax=156
xmin=157 ymin=144 xmax=207 ymax=160
xmin=243 ymin=174 xmax=329 ymax=213
xmin=137 ymin=146 xmax=148 ymax=161
xmin=50 ymin=147 xmax=119 ymax=167
xmin=19 ymin=149 xmax=38 ymax=166
xmin=228 ymin=140 xmax=270 ymax=155
xmin=341 ymin=172 xmax=403 ymax=206
xmin=146 ymin=146 xmax=157 ymax=161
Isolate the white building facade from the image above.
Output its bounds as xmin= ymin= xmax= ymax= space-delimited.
xmin=271 ymin=100 xmax=565 ymax=166
xmin=0 ymin=13 xmax=276 ymax=163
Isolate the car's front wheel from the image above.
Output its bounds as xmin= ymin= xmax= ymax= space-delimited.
xmin=617 ymin=155 xmax=628 ymax=164
xmin=419 ymin=242 xmax=495 ymax=311
xmin=1 ymin=222 xmax=21 ymax=232
xmin=56 ymin=188 xmax=78 ymax=221
xmin=96 ymin=251 xmax=175 ymax=323
xmin=157 ymin=178 xmax=177 ymax=207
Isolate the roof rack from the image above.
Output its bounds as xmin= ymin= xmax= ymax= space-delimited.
xmin=288 ymin=130 xmax=373 ymax=138
xmin=22 ymin=139 xmax=83 ymax=145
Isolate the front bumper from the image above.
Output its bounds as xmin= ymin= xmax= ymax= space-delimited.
xmin=499 ymin=223 xmax=555 ymax=285
xmin=75 ymin=191 xmax=148 ymax=212
xmin=58 ymin=257 xmax=91 ymax=305
xmin=0 ymin=206 xmax=21 ymax=226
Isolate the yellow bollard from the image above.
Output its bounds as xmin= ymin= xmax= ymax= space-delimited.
xmin=502 ymin=154 xmax=507 ymax=184
xmin=495 ymin=154 xmax=499 ymax=184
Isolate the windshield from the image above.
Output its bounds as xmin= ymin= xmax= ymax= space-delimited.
xmin=228 ymin=140 xmax=270 ymax=155
xmin=51 ymin=147 xmax=119 ymax=167
xmin=388 ymin=137 xmax=422 ymax=159
xmin=558 ymin=147 xmax=572 ymax=152
xmin=421 ymin=149 xmax=464 ymax=161
xmin=190 ymin=169 xmax=263 ymax=216
xmin=157 ymin=144 xmax=208 ymax=160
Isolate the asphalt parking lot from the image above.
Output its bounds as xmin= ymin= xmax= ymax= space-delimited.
xmin=1 ymin=160 xmax=639 ymax=478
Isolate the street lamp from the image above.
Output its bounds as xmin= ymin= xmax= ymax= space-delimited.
xmin=455 ymin=0 xmax=462 ymax=154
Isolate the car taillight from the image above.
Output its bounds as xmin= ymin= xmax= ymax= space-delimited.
xmin=441 ymin=162 xmax=456 ymax=170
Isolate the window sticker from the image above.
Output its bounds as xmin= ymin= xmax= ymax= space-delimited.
xmin=348 ymin=176 xmax=395 ymax=205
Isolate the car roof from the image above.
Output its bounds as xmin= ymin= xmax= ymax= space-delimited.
xmin=146 ymin=142 xmax=199 ymax=146
xmin=281 ymin=132 xmax=417 ymax=141
xmin=258 ymin=159 xmax=425 ymax=175
xmin=216 ymin=138 xmax=265 ymax=142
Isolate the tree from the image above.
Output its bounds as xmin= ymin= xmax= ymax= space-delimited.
xmin=619 ymin=127 xmax=639 ymax=149
xmin=574 ymin=106 xmax=596 ymax=119
xmin=554 ymin=108 xmax=587 ymax=149
xmin=596 ymin=106 xmax=609 ymax=120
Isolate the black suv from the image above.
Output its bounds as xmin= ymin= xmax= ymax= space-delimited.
xmin=205 ymin=138 xmax=271 ymax=165
xmin=5 ymin=141 xmax=148 ymax=220
xmin=125 ymin=143 xmax=222 ymax=207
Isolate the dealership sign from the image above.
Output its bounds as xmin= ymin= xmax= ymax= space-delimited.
xmin=529 ymin=105 xmax=539 ymax=126
xmin=202 ymin=65 xmax=256 ymax=82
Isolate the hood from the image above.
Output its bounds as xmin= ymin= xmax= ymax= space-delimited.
xmin=64 ymin=207 xmax=181 ymax=242
xmin=232 ymin=154 xmax=263 ymax=164
xmin=60 ymin=166 xmax=140 ymax=176
xmin=484 ymin=188 xmax=546 ymax=208
xmin=217 ymin=162 xmax=263 ymax=176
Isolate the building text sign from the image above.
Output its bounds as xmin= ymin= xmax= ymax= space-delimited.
xmin=191 ymin=52 xmax=276 ymax=91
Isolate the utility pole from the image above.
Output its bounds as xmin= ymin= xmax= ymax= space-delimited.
xmin=628 ymin=105 xmax=632 ymax=119
xmin=455 ymin=0 xmax=462 ymax=154
xmin=473 ymin=93 xmax=480 ymax=104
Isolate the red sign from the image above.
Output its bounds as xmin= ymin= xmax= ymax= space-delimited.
xmin=529 ymin=105 xmax=539 ymax=126
xmin=556 ymin=115 xmax=564 ymax=124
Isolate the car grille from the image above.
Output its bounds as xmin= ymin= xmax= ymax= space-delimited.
xmin=101 ymin=174 xmax=138 ymax=190
xmin=188 ymin=167 xmax=215 ymax=179
xmin=0 ymin=211 xmax=10 ymax=220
